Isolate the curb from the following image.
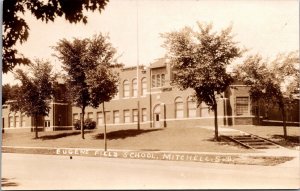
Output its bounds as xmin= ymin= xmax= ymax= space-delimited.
xmin=2 ymin=146 xmax=294 ymax=166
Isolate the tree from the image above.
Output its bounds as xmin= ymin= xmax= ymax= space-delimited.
xmin=3 ymin=0 xmax=109 ymax=73
xmin=162 ymin=22 xmax=243 ymax=141
xmin=2 ymin=84 xmax=19 ymax=104
xmin=86 ymin=64 xmax=118 ymax=150
xmin=9 ymin=60 xmax=55 ymax=138
xmin=235 ymin=51 xmax=300 ymax=139
xmin=54 ymin=34 xmax=118 ymax=140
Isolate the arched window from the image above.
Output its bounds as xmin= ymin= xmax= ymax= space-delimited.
xmin=132 ymin=78 xmax=137 ymax=97
xmin=187 ymin=96 xmax=197 ymax=118
xmin=141 ymin=78 xmax=147 ymax=96
xmin=123 ymin=80 xmax=130 ymax=97
xmin=175 ymin=97 xmax=184 ymax=118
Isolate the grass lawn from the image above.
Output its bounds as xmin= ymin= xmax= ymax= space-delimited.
xmin=231 ymin=126 xmax=300 ymax=149
xmin=2 ymin=127 xmax=253 ymax=153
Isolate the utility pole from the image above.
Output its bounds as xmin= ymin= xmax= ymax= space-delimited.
xmin=103 ymin=102 xmax=107 ymax=151
xmin=136 ymin=0 xmax=140 ymax=130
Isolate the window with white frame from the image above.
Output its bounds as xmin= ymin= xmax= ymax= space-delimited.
xmin=156 ymin=74 xmax=161 ymax=87
xmin=9 ymin=115 xmax=14 ymax=127
xmin=132 ymin=78 xmax=138 ymax=97
xmin=113 ymin=110 xmax=119 ymax=124
xmin=152 ymin=75 xmax=156 ymax=88
xmin=73 ymin=113 xmax=79 ymax=124
xmin=141 ymin=78 xmax=147 ymax=96
xmin=161 ymin=74 xmax=165 ymax=86
xmin=236 ymin=97 xmax=249 ymax=116
xmin=142 ymin=108 xmax=147 ymax=122
xmin=15 ymin=116 xmax=20 ymax=127
xmin=21 ymin=115 xmax=26 ymax=127
xmin=97 ymin=112 xmax=103 ymax=126
xmin=175 ymin=97 xmax=184 ymax=118
xmin=132 ymin=109 xmax=138 ymax=123
xmin=123 ymin=80 xmax=130 ymax=97
xmin=152 ymin=74 xmax=166 ymax=88
xmin=187 ymin=97 xmax=197 ymax=118
xmin=124 ymin=110 xmax=130 ymax=123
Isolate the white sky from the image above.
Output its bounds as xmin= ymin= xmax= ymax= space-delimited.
xmin=2 ymin=0 xmax=299 ymax=85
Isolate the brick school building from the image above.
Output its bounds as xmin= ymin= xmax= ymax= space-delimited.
xmin=2 ymin=58 xmax=299 ymax=132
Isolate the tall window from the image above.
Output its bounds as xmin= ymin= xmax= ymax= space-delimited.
xmin=97 ymin=112 xmax=103 ymax=126
xmin=142 ymin=108 xmax=147 ymax=122
xmin=9 ymin=115 xmax=14 ymax=127
xmin=132 ymin=78 xmax=137 ymax=97
xmin=15 ymin=116 xmax=20 ymax=127
xmin=187 ymin=97 xmax=197 ymax=118
xmin=161 ymin=74 xmax=165 ymax=86
xmin=156 ymin=74 xmax=161 ymax=87
xmin=113 ymin=110 xmax=119 ymax=124
xmin=175 ymin=97 xmax=184 ymax=118
xmin=236 ymin=97 xmax=249 ymax=116
xmin=124 ymin=110 xmax=130 ymax=123
xmin=21 ymin=115 xmax=26 ymax=127
xmin=141 ymin=78 xmax=147 ymax=96
xmin=73 ymin=113 xmax=79 ymax=124
xmin=123 ymin=80 xmax=130 ymax=97
xmin=132 ymin=109 xmax=138 ymax=123
xmin=152 ymin=75 xmax=156 ymax=88
xmin=200 ymin=102 xmax=210 ymax=117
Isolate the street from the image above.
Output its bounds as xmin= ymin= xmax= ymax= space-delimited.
xmin=1 ymin=153 xmax=299 ymax=189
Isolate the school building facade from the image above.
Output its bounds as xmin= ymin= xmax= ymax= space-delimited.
xmin=2 ymin=58 xmax=299 ymax=132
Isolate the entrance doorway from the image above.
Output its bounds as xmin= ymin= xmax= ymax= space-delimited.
xmin=153 ymin=104 xmax=161 ymax=128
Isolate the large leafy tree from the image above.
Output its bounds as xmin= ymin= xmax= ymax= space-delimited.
xmin=9 ymin=60 xmax=56 ymax=138
xmin=236 ymin=51 xmax=300 ymax=139
xmin=2 ymin=0 xmax=109 ymax=73
xmin=54 ymin=34 xmax=118 ymax=139
xmin=86 ymin=65 xmax=118 ymax=150
xmin=2 ymin=84 xmax=19 ymax=104
xmin=162 ymin=23 xmax=243 ymax=141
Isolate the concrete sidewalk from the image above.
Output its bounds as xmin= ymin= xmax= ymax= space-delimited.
xmin=196 ymin=125 xmax=300 ymax=167
xmin=2 ymin=126 xmax=299 ymax=167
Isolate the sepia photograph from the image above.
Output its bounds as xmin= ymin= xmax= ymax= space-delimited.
xmin=1 ymin=0 xmax=299 ymax=190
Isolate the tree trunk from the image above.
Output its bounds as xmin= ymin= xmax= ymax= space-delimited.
xmin=35 ymin=115 xmax=38 ymax=139
xmin=257 ymin=100 xmax=261 ymax=124
xmin=281 ymin=105 xmax=287 ymax=139
xmin=213 ymin=103 xmax=219 ymax=141
xmin=103 ymin=102 xmax=107 ymax=151
xmin=81 ymin=107 xmax=85 ymax=139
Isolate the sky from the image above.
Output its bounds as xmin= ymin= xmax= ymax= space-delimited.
xmin=2 ymin=0 xmax=299 ymax=85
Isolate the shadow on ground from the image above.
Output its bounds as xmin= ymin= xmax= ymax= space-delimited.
xmin=272 ymin=134 xmax=300 ymax=146
xmin=1 ymin=178 xmax=19 ymax=187
xmin=93 ymin=129 xmax=162 ymax=140
xmin=37 ymin=130 xmax=93 ymax=140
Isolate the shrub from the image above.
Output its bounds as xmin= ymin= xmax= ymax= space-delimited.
xmin=73 ymin=119 xmax=96 ymax=130
xmin=84 ymin=118 xmax=96 ymax=130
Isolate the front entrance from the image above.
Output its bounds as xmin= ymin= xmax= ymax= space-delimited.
xmin=153 ymin=104 xmax=161 ymax=128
